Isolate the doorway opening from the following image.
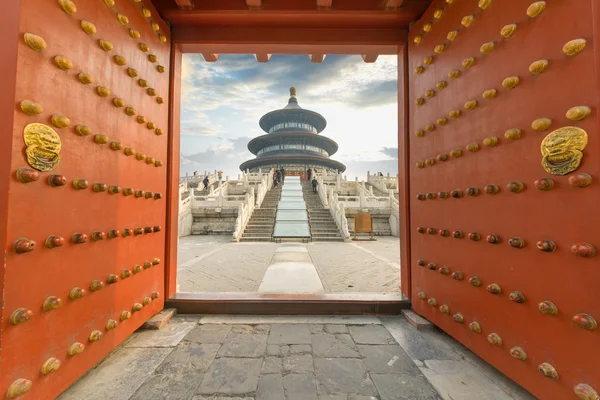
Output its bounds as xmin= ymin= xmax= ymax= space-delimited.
xmin=167 ymin=51 xmax=409 ymax=313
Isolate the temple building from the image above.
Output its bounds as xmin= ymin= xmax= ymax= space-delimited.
xmin=240 ymin=87 xmax=346 ymax=178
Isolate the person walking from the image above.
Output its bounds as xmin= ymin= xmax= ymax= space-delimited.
xmin=307 ymin=168 xmax=312 ymax=181
xmin=311 ymin=177 xmax=318 ymax=193
xmin=203 ymin=176 xmax=209 ymax=191
xmin=280 ymin=167 xmax=285 ymax=182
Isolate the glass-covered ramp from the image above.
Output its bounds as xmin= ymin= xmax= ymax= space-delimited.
xmin=273 ymin=176 xmax=311 ymax=240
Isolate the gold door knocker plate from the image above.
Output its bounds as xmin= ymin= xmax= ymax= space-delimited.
xmin=540 ymin=126 xmax=587 ymax=175
xmin=23 ymin=123 xmax=61 ymax=171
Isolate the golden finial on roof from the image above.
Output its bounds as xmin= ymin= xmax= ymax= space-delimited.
xmin=290 ymin=87 xmax=297 ymax=97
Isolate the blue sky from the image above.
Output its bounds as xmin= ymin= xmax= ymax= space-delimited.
xmin=180 ymin=54 xmax=399 ymax=180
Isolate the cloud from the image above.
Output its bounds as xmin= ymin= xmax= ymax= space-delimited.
xmin=380 ymin=147 xmax=398 ymax=159
xmin=180 ymin=136 xmax=255 ymax=177
xmin=179 ymin=54 xmax=398 ymax=179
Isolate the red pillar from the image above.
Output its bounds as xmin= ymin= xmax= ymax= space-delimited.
xmin=165 ymin=44 xmax=183 ymax=299
xmin=397 ymin=42 xmax=411 ymax=299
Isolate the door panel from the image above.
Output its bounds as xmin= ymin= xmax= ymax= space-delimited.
xmin=1 ymin=0 xmax=170 ymax=398
xmin=408 ymin=0 xmax=599 ymax=398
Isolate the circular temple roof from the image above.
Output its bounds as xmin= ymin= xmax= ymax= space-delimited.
xmin=258 ymin=87 xmax=327 ymax=133
xmin=247 ymin=131 xmax=339 ymax=156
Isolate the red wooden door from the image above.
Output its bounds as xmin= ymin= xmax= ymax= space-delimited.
xmin=0 ymin=1 xmax=170 ymax=398
xmin=408 ymin=1 xmax=599 ymax=399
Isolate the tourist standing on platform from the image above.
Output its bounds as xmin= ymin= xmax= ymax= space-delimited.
xmin=280 ymin=167 xmax=285 ymax=181
xmin=312 ymin=177 xmax=318 ymax=193
xmin=307 ymin=168 xmax=312 ymax=181
xmin=203 ymin=176 xmax=209 ymax=191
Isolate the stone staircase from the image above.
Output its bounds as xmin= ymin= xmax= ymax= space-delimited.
xmin=365 ymin=183 xmax=387 ymax=197
xmin=239 ymin=187 xmax=281 ymax=242
xmin=301 ymin=181 xmax=344 ymax=242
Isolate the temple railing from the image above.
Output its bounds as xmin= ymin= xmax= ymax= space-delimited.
xmin=367 ymin=172 xmax=399 ymax=194
xmin=327 ymin=188 xmax=351 ymax=241
xmin=255 ymin=169 xmax=274 ymax=208
xmin=316 ymin=175 xmax=329 ymax=208
xmin=192 ymin=193 xmax=248 ymax=208
xmin=232 ymin=188 xmax=255 ymax=242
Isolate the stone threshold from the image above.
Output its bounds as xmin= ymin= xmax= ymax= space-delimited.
xmin=166 ymin=292 xmax=409 ymax=315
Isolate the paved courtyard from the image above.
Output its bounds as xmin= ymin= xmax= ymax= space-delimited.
xmin=177 ymin=236 xmax=401 ymax=293
xmin=59 ymin=315 xmax=535 ymax=400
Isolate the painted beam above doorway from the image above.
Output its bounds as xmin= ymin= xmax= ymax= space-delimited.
xmin=254 ymin=53 xmax=272 ymax=62
xmin=201 ymin=53 xmax=220 ymax=62
xmin=309 ymin=54 xmax=326 ymax=63
xmin=246 ymin=0 xmax=262 ymax=8
xmin=361 ymin=54 xmax=379 ymax=63
xmin=174 ymin=0 xmax=194 ymax=9
xmin=384 ymin=0 xmax=405 ymax=9
xmin=173 ymin=27 xmax=405 ymax=57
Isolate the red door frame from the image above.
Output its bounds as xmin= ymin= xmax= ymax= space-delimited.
xmin=163 ymin=31 xmax=413 ymax=302
xmin=0 ymin=0 xmax=21 ymax=355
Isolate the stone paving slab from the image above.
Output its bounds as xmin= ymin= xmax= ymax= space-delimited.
xmin=283 ymin=354 xmax=314 ymax=373
xmin=312 ymin=333 xmax=361 ymax=358
xmin=284 ymin=374 xmax=318 ymax=400
xmin=379 ymin=317 xmax=461 ymax=361
xmin=314 ymin=358 xmax=378 ymax=396
xmin=307 ymin=239 xmax=400 ymax=293
xmin=198 ymin=358 xmax=263 ymax=395
xmin=126 ymin=320 xmax=197 ymax=348
xmin=380 ymin=317 xmax=536 ymax=400
xmin=268 ymin=323 xmax=312 ymax=344
xmin=370 ymin=373 xmax=443 ymax=400
xmin=256 ymin=374 xmax=285 ymax=400
xmin=357 ymin=345 xmax=421 ymax=375
xmin=258 ymin=261 xmax=325 ymax=293
xmin=155 ymin=342 xmax=220 ymax=375
xmin=185 ymin=324 xmax=232 ymax=343
xmin=218 ymin=333 xmax=268 ymax=358
xmin=349 ymin=325 xmax=396 ymax=345
xmin=57 ymin=347 xmax=173 ymax=400
xmin=61 ymin=316 xmax=532 ymax=400
xmin=177 ymin=236 xmax=277 ymax=292
xmin=130 ymin=372 xmax=204 ymax=400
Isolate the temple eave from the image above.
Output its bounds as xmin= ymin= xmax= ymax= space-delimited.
xmin=247 ymin=132 xmax=339 ymax=155
xmin=239 ymin=155 xmax=346 ymax=173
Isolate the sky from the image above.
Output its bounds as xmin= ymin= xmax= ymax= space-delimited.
xmin=180 ymin=54 xmax=399 ymax=181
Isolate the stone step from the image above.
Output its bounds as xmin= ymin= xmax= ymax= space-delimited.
xmin=245 ymin=227 xmax=273 ymax=232
xmin=243 ymin=233 xmax=273 ymax=238
xmin=312 ymin=237 xmax=344 ymax=242
xmin=240 ymin=237 xmax=272 ymax=242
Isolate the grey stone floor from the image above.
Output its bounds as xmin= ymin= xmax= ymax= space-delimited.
xmin=59 ymin=315 xmax=536 ymax=400
xmin=177 ymin=236 xmax=400 ymax=294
